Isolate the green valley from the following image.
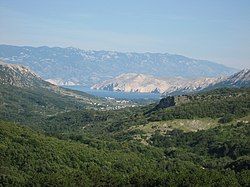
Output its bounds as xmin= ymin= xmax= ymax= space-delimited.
xmin=0 ymin=61 xmax=249 ymax=186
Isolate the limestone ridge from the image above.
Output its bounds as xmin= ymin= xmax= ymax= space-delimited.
xmin=92 ymin=69 xmax=250 ymax=95
xmin=92 ymin=73 xmax=223 ymax=94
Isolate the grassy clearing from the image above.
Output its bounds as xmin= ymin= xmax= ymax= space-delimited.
xmin=129 ymin=118 xmax=219 ymax=144
xmin=133 ymin=118 xmax=218 ymax=133
xmin=130 ymin=114 xmax=250 ymax=145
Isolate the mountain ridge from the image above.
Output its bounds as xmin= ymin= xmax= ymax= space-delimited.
xmin=204 ymin=68 xmax=250 ymax=90
xmin=92 ymin=69 xmax=250 ymax=94
xmin=0 ymin=44 xmax=237 ymax=86
xmin=92 ymin=73 xmax=224 ymax=94
xmin=0 ymin=60 xmax=49 ymax=88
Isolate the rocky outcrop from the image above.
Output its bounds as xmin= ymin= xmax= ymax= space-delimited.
xmin=155 ymin=96 xmax=176 ymax=109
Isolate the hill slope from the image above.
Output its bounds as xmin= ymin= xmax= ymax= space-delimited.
xmin=40 ymin=88 xmax=250 ymax=138
xmin=0 ymin=120 xmax=249 ymax=186
xmin=0 ymin=44 xmax=236 ymax=85
xmin=0 ymin=61 xmax=122 ymax=125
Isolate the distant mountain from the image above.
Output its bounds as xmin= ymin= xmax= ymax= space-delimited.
xmin=92 ymin=73 xmax=222 ymax=94
xmin=205 ymin=69 xmax=250 ymax=90
xmin=0 ymin=44 xmax=237 ymax=86
xmin=92 ymin=69 xmax=250 ymax=95
xmin=0 ymin=60 xmax=125 ymax=124
xmin=92 ymin=73 xmax=173 ymax=93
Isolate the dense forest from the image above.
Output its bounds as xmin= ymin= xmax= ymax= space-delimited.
xmin=1 ymin=121 xmax=249 ymax=186
xmin=0 ymin=88 xmax=250 ymax=186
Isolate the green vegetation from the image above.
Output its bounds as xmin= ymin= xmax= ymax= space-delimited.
xmin=41 ymin=88 xmax=250 ymax=141
xmin=0 ymin=87 xmax=249 ymax=186
xmin=219 ymin=114 xmax=234 ymax=124
xmin=0 ymin=84 xmax=135 ymax=128
xmin=147 ymin=88 xmax=250 ymax=122
xmin=129 ymin=118 xmax=219 ymax=143
xmin=1 ymin=121 xmax=249 ymax=186
xmin=0 ymin=84 xmax=86 ymax=124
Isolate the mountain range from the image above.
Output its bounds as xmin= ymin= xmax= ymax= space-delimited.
xmin=0 ymin=44 xmax=237 ymax=86
xmin=92 ymin=69 xmax=250 ymax=94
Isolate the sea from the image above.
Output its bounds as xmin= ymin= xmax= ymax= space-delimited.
xmin=63 ymin=86 xmax=162 ymax=100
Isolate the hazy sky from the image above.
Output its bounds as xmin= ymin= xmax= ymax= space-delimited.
xmin=0 ymin=0 xmax=249 ymax=68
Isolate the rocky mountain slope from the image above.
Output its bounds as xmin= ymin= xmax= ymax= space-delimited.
xmin=92 ymin=69 xmax=250 ymax=94
xmin=0 ymin=44 xmax=236 ymax=86
xmin=0 ymin=61 xmax=50 ymax=88
xmin=205 ymin=69 xmax=250 ymax=90
xmin=0 ymin=60 xmax=95 ymax=102
xmin=92 ymin=73 xmax=222 ymax=94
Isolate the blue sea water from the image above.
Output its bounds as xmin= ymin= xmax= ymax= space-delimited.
xmin=64 ymin=86 xmax=162 ymax=100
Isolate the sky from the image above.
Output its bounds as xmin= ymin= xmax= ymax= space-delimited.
xmin=0 ymin=0 xmax=249 ymax=69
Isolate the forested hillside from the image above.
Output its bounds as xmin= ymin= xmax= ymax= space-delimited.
xmin=147 ymin=88 xmax=250 ymax=122
xmin=0 ymin=72 xmax=249 ymax=186
xmin=0 ymin=121 xmax=249 ymax=186
xmin=0 ymin=61 xmax=134 ymax=126
xmin=40 ymin=88 xmax=250 ymax=140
